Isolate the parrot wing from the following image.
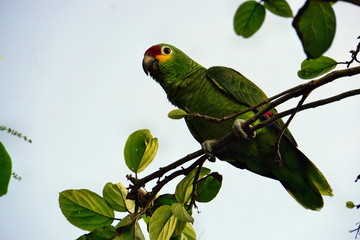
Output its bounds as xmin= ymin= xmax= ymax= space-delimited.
xmin=207 ymin=66 xmax=268 ymax=110
xmin=206 ymin=66 xmax=297 ymax=146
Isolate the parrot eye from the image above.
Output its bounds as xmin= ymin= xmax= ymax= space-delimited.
xmin=161 ymin=46 xmax=172 ymax=55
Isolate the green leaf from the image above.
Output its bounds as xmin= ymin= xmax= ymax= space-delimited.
xmin=154 ymin=194 xmax=178 ymax=206
xmin=134 ymin=221 xmax=146 ymax=240
xmin=234 ymin=1 xmax=266 ymax=38
xmin=297 ymin=56 xmax=337 ymax=79
xmin=152 ymin=194 xmax=178 ymax=214
xmin=195 ymin=172 xmax=223 ymax=203
xmin=142 ymin=216 xmax=151 ymax=225
xmin=171 ymin=203 xmax=194 ymax=222
xmin=293 ymin=0 xmax=336 ymax=58
xmin=149 ymin=205 xmax=177 ymax=240
xmin=168 ymin=109 xmax=188 ymax=120
xmin=0 ymin=141 xmax=12 ymax=196
xmin=76 ymin=225 xmax=116 ymax=240
xmin=124 ymin=129 xmax=158 ymax=173
xmin=175 ymin=167 xmax=211 ymax=204
xmin=114 ymin=220 xmax=145 ymax=240
xmin=59 ymin=189 xmax=114 ymax=231
xmin=264 ymin=0 xmax=293 ymax=17
xmin=103 ymin=182 xmax=135 ymax=213
xmin=171 ymin=221 xmax=187 ymax=239
xmin=116 ymin=215 xmax=135 ymax=228
xmin=346 ymin=201 xmax=355 ymax=209
xmin=182 ymin=223 xmax=196 ymax=240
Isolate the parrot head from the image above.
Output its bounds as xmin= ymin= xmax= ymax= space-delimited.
xmin=142 ymin=43 xmax=201 ymax=86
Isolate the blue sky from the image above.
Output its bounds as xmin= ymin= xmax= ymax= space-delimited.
xmin=1 ymin=1 xmax=359 ymax=239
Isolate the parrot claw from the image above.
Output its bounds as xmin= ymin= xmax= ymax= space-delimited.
xmin=232 ymin=119 xmax=256 ymax=139
xmin=201 ymin=140 xmax=217 ymax=161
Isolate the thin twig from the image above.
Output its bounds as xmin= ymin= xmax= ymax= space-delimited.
xmin=190 ymin=156 xmax=207 ymax=209
xmin=350 ymin=222 xmax=360 ymax=239
xmin=127 ymin=149 xmax=204 ymax=199
xmin=338 ymin=39 xmax=360 ymax=67
xmin=252 ymin=89 xmax=360 ymax=133
xmin=150 ymin=155 xmax=208 ymax=198
xmin=0 ymin=125 xmax=32 ymax=143
xmin=274 ymin=93 xmax=309 ymax=165
xmin=127 ymin=156 xmax=208 ymax=216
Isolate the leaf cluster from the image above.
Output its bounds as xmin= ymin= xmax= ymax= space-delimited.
xmin=59 ymin=129 xmax=222 ymax=240
xmin=233 ymin=0 xmax=346 ymax=79
xmin=234 ymin=0 xmax=336 ymax=59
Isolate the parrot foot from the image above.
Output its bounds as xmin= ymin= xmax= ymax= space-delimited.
xmin=232 ymin=119 xmax=256 ymax=139
xmin=201 ymin=140 xmax=217 ymax=162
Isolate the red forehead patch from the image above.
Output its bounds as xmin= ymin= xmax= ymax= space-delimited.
xmin=144 ymin=45 xmax=161 ymax=56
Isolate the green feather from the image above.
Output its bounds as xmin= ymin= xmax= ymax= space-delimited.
xmin=207 ymin=66 xmax=268 ymax=109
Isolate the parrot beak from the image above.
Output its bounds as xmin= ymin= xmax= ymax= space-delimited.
xmin=142 ymin=54 xmax=158 ymax=76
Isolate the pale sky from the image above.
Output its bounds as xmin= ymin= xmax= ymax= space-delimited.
xmin=1 ymin=1 xmax=360 ymax=239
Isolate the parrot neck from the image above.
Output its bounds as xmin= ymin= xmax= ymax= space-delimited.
xmin=161 ymin=67 xmax=211 ymax=111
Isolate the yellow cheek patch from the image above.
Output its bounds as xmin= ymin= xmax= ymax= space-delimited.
xmin=156 ymin=54 xmax=171 ymax=62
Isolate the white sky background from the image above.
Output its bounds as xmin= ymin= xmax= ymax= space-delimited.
xmin=0 ymin=0 xmax=359 ymax=239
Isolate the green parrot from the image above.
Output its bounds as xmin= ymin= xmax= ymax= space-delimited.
xmin=142 ymin=43 xmax=332 ymax=210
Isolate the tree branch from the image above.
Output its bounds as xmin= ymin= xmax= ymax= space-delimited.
xmin=253 ymin=89 xmax=360 ymax=132
xmin=242 ymin=65 xmax=360 ymax=130
xmin=151 ymin=155 xmax=208 ymax=198
xmin=127 ymin=150 xmax=205 ymax=200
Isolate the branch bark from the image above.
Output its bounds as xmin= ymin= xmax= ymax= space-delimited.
xmin=253 ymin=88 xmax=360 ymax=132
xmin=242 ymin=65 xmax=360 ymax=130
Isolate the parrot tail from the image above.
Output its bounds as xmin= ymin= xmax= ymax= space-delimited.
xmin=279 ymin=148 xmax=333 ymax=210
